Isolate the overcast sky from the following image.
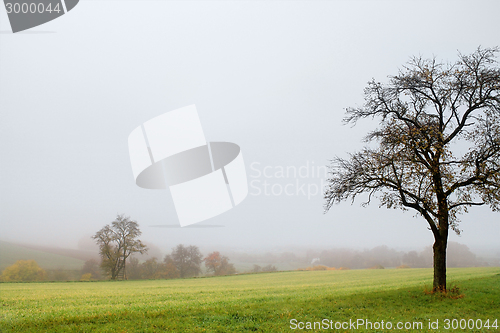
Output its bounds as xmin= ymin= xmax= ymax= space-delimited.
xmin=1 ymin=0 xmax=499 ymax=255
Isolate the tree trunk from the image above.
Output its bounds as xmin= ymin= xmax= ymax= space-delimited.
xmin=432 ymin=169 xmax=449 ymax=292
xmin=432 ymin=236 xmax=447 ymax=292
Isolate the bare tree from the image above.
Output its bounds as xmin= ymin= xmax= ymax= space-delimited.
xmin=167 ymin=244 xmax=203 ymax=278
xmin=324 ymin=47 xmax=500 ymax=292
xmin=92 ymin=214 xmax=148 ymax=280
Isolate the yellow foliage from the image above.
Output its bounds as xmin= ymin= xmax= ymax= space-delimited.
xmin=311 ymin=265 xmax=329 ymax=271
xmin=80 ymin=273 xmax=93 ymax=281
xmin=1 ymin=260 xmax=47 ymax=282
xmin=303 ymin=265 xmax=333 ymax=271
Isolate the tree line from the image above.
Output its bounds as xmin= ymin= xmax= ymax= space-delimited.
xmin=125 ymin=246 xmax=236 ymax=280
xmin=79 ymin=244 xmax=236 ymax=281
xmin=0 ymin=241 xmax=493 ymax=282
xmin=0 ymin=212 xmax=494 ymax=282
xmin=306 ymin=243 xmax=486 ymax=270
xmin=91 ymin=215 xmax=238 ymax=280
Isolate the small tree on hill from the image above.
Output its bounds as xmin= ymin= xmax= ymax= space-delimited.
xmin=93 ymin=214 xmax=148 ymax=280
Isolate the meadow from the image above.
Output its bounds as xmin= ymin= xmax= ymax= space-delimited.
xmin=1 ymin=267 xmax=499 ymax=332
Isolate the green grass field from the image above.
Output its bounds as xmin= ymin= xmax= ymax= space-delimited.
xmin=1 ymin=267 xmax=499 ymax=332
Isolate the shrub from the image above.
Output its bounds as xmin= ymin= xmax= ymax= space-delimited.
xmin=80 ymin=273 xmax=93 ymax=281
xmin=1 ymin=260 xmax=47 ymax=282
xmin=48 ymin=269 xmax=70 ymax=281
xmin=81 ymin=259 xmax=102 ymax=280
xmin=301 ymin=266 xmax=335 ymax=271
xmin=262 ymin=264 xmax=277 ymax=272
xmin=312 ymin=265 xmax=328 ymax=271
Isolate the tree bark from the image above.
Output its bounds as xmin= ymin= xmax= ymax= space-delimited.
xmin=432 ymin=166 xmax=449 ymax=292
xmin=432 ymin=235 xmax=447 ymax=291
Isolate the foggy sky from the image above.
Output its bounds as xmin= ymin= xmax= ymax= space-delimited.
xmin=1 ymin=0 xmax=499 ymax=255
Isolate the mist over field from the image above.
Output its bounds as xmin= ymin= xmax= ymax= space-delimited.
xmin=2 ymin=237 xmax=498 ymax=277
xmin=2 ymin=1 xmax=500 ymax=332
xmin=1 ymin=1 xmax=499 ymax=276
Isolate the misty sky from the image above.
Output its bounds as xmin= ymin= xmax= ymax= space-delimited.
xmin=1 ymin=0 xmax=499 ymax=254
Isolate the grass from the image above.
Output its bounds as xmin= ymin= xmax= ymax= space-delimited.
xmin=1 ymin=267 xmax=499 ymax=332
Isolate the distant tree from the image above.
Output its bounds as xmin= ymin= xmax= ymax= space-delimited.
xmin=419 ymin=242 xmax=479 ymax=268
xmin=447 ymin=242 xmax=479 ymax=267
xmin=92 ymin=214 xmax=148 ymax=280
xmin=203 ymin=251 xmax=236 ymax=276
xmin=252 ymin=264 xmax=262 ymax=273
xmin=168 ymin=244 xmax=203 ymax=278
xmin=1 ymin=260 xmax=46 ymax=282
xmin=366 ymin=245 xmax=402 ymax=268
xmin=324 ymin=47 xmax=500 ymax=291
xmin=125 ymin=257 xmax=142 ymax=280
xmin=262 ymin=264 xmax=277 ymax=272
xmin=161 ymin=255 xmax=180 ymax=279
xmin=141 ymin=257 xmax=166 ymax=279
xmin=81 ymin=259 xmax=102 ymax=280
xmin=402 ymin=251 xmax=427 ymax=268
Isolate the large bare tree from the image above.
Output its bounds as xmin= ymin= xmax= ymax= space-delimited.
xmin=93 ymin=214 xmax=148 ymax=280
xmin=324 ymin=47 xmax=500 ymax=291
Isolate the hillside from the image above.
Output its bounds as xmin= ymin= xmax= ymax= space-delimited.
xmin=0 ymin=241 xmax=87 ymax=271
